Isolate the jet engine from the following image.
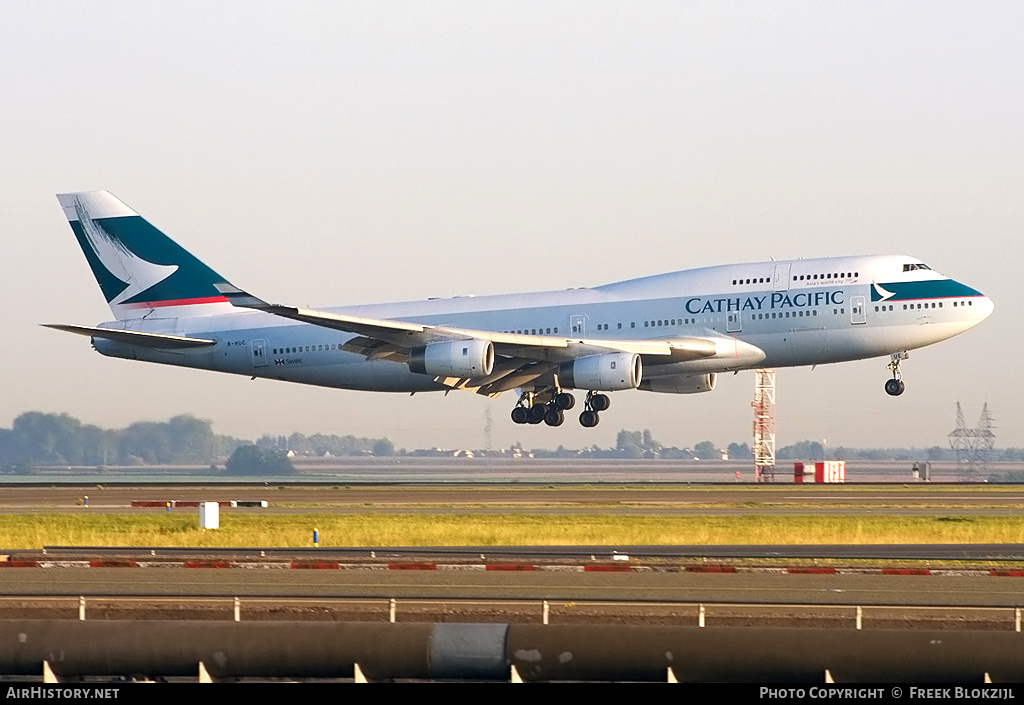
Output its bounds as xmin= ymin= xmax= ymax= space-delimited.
xmin=409 ymin=339 xmax=494 ymax=378
xmin=638 ymin=373 xmax=717 ymax=394
xmin=557 ymin=352 xmax=642 ymax=391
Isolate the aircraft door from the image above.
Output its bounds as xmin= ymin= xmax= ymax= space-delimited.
xmin=727 ymin=311 xmax=742 ymax=333
xmin=850 ymin=296 xmax=867 ymax=325
xmin=772 ymin=264 xmax=791 ymax=291
xmin=250 ymin=339 xmax=269 ymax=367
xmin=569 ymin=315 xmax=587 ymax=338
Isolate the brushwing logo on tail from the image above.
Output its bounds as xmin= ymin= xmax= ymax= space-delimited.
xmin=74 ymin=198 xmax=178 ymax=306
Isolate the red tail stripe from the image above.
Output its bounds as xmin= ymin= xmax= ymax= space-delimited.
xmin=122 ymin=296 xmax=229 ymax=309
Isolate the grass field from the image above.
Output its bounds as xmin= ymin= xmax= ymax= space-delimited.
xmin=2 ymin=513 xmax=1022 ymax=549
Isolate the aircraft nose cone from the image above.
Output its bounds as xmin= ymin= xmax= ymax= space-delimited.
xmin=977 ymin=295 xmax=994 ymax=320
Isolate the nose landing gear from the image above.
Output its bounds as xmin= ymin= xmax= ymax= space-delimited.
xmin=885 ymin=352 xmax=908 ymax=396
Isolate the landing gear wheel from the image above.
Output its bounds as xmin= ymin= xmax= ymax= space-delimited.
xmin=554 ymin=392 xmax=576 ymax=410
xmin=511 ymin=406 xmax=529 ymax=424
xmin=579 ymin=410 xmax=600 ymax=428
xmin=527 ymin=405 xmax=546 ymax=424
xmin=884 ymin=378 xmax=905 ymax=396
xmin=590 ymin=393 xmax=610 ymax=412
xmin=544 ymin=409 xmax=565 ymax=427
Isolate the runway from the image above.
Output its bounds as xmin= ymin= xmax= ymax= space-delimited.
xmin=1 ymin=483 xmax=1023 ymax=516
xmin=7 ymin=457 xmax=1023 ymax=484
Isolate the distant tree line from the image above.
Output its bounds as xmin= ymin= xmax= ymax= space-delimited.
xmin=0 ymin=412 xmax=240 ymax=467
xmin=256 ymin=433 xmax=396 ymax=457
xmin=0 ymin=412 xmax=399 ymax=468
xmin=528 ymin=431 xmax=1024 ymax=463
xmin=4 ymin=412 xmax=1023 ymax=469
xmin=777 ymin=443 xmax=1024 ymax=462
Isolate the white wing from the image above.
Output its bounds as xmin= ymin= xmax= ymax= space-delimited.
xmin=216 ymin=282 xmax=765 ymax=395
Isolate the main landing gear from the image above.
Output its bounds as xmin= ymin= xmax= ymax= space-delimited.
xmin=511 ymin=390 xmax=576 ymax=427
xmin=578 ymin=390 xmax=610 ymax=428
xmin=511 ymin=390 xmax=609 ymax=428
xmin=884 ymin=351 xmax=908 ymax=396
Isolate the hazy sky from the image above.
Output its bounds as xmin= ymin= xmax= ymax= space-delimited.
xmin=2 ymin=2 xmax=1021 ymax=451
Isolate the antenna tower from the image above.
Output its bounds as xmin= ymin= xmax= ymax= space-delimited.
xmin=752 ymin=369 xmax=776 ymax=483
xmin=484 ymin=407 xmax=493 ymax=457
xmin=948 ymin=402 xmax=996 ymax=477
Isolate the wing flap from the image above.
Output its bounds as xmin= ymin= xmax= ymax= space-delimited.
xmin=432 ymin=360 xmax=556 ymax=397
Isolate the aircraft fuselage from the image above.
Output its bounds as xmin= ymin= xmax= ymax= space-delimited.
xmin=91 ymin=254 xmax=992 ymax=393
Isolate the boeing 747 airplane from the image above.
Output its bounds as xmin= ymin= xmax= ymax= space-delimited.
xmin=46 ymin=191 xmax=993 ymax=428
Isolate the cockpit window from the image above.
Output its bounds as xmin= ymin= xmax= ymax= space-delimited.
xmin=903 ymin=263 xmax=931 ymax=272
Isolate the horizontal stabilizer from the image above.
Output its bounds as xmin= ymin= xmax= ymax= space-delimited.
xmin=42 ymin=324 xmax=216 ymax=348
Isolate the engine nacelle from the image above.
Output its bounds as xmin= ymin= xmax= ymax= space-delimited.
xmin=638 ymin=373 xmax=717 ymax=394
xmin=409 ymin=339 xmax=494 ymax=378
xmin=557 ymin=352 xmax=642 ymax=391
